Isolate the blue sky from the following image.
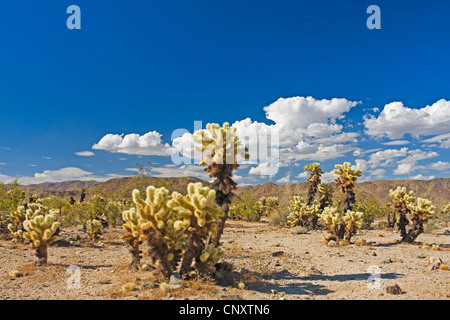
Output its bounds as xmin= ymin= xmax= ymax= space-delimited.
xmin=0 ymin=0 xmax=449 ymax=185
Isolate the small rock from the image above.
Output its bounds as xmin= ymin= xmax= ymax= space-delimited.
xmin=169 ymin=272 xmax=182 ymax=284
xmin=141 ymin=282 xmax=158 ymax=289
xmin=166 ymin=284 xmax=181 ymax=289
xmin=226 ymin=295 xmax=243 ymax=300
xmin=239 ymin=268 xmax=250 ymax=275
xmin=384 ymin=258 xmax=393 ymax=264
xmin=386 ymin=284 xmax=403 ymax=295
xmin=271 ymin=289 xmax=277 ymax=295
xmin=372 ymin=252 xmax=377 ymax=256
xmin=328 ymin=240 xmax=337 ymax=247
xmin=291 ymin=226 xmax=308 ymax=234
xmin=7 ymin=246 xmax=17 ymax=250
xmin=272 ymin=251 xmax=284 ymax=257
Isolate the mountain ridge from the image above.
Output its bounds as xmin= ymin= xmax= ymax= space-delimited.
xmin=14 ymin=177 xmax=450 ymax=207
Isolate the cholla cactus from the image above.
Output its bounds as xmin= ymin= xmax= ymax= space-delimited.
xmin=200 ymin=243 xmax=225 ymax=275
xmin=85 ymin=219 xmax=103 ymax=240
xmin=343 ymin=210 xmax=364 ymax=241
xmin=124 ymin=183 xmax=225 ymax=278
xmin=304 ymin=163 xmax=324 ymax=205
xmin=319 ymin=207 xmax=343 ymax=240
xmin=389 ymin=186 xmax=415 ymax=242
xmin=22 ymin=212 xmax=60 ymax=265
xmin=7 ymin=203 xmax=55 ymax=239
xmin=334 ymin=162 xmax=362 ymax=210
xmin=193 ymin=122 xmax=249 ymax=247
xmin=169 ymin=182 xmax=224 ymax=276
xmin=318 ymin=183 xmax=334 ymax=210
xmin=319 ymin=207 xmax=363 ymax=242
xmin=442 ymin=203 xmax=450 ymax=214
xmin=404 ymin=197 xmax=435 ymax=242
xmin=121 ymin=208 xmax=143 ymax=268
xmin=334 ymin=162 xmax=362 ymax=237
xmin=259 ymin=196 xmax=279 ymax=216
xmin=132 ymin=186 xmax=184 ymax=278
xmin=287 ymin=196 xmax=320 ymax=228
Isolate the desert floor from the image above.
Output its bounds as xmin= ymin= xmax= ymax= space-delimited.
xmin=1 ymin=220 xmax=449 ymax=300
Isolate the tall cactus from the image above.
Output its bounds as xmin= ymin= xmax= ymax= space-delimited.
xmin=389 ymin=186 xmax=415 ymax=242
xmin=22 ymin=211 xmax=60 ymax=265
xmin=193 ymin=122 xmax=249 ymax=247
xmin=304 ymin=163 xmax=324 ymax=229
xmin=406 ymin=197 xmax=435 ymax=242
xmin=318 ymin=183 xmax=334 ymax=210
xmin=304 ymin=163 xmax=324 ymax=204
xmin=334 ymin=162 xmax=362 ymax=238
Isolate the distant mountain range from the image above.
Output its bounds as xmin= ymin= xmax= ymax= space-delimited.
xmin=17 ymin=177 xmax=450 ymax=208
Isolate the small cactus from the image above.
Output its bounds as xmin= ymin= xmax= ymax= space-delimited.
xmin=22 ymin=212 xmax=60 ymax=265
xmin=319 ymin=207 xmax=363 ymax=242
xmin=343 ymin=210 xmax=364 ymax=241
xmin=121 ymin=208 xmax=143 ymax=268
xmin=85 ymin=219 xmax=103 ymax=240
xmin=287 ymin=197 xmax=320 ymax=228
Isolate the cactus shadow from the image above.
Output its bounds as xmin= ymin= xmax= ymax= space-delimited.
xmin=372 ymin=242 xmax=399 ymax=248
xmin=245 ymin=270 xmax=333 ymax=296
xmin=246 ymin=280 xmax=332 ymax=296
xmin=299 ymin=272 xmax=404 ymax=282
xmin=55 ymin=263 xmax=114 ymax=270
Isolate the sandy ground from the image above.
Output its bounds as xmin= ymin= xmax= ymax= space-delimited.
xmin=0 ymin=220 xmax=449 ymax=300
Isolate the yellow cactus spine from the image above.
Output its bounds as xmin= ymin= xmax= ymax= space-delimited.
xmin=442 ymin=203 xmax=450 ymax=214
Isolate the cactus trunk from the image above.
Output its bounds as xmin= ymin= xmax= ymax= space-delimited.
xmin=207 ymin=163 xmax=236 ymax=247
xmin=127 ymin=238 xmax=142 ymax=269
xmin=35 ymin=243 xmax=48 ymax=266
xmin=180 ymin=233 xmax=205 ymax=276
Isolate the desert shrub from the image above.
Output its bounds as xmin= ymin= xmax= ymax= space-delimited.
xmin=62 ymin=194 xmax=125 ymax=227
xmin=259 ymin=196 xmax=280 ymax=216
xmin=0 ymin=180 xmax=26 ymax=214
xmin=267 ymin=207 xmax=290 ymax=226
xmin=353 ymin=197 xmax=386 ymax=229
xmin=229 ymin=193 xmax=264 ymax=222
